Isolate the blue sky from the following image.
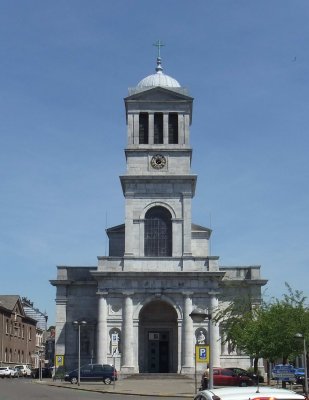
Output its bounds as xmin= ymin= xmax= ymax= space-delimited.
xmin=1 ymin=0 xmax=308 ymax=325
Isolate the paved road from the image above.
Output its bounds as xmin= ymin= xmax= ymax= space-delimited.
xmin=0 ymin=378 xmax=190 ymax=400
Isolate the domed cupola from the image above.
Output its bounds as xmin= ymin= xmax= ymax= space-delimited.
xmin=137 ymin=56 xmax=181 ymax=88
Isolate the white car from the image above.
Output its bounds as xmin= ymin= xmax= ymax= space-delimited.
xmin=14 ymin=364 xmax=32 ymax=377
xmin=194 ymin=386 xmax=306 ymax=400
xmin=0 ymin=367 xmax=14 ymax=378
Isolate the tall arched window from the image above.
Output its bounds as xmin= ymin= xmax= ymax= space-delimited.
xmin=144 ymin=206 xmax=172 ymax=256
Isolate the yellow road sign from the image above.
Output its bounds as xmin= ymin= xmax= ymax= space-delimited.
xmin=196 ymin=345 xmax=209 ymax=363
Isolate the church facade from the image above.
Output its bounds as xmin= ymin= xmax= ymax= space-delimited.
xmin=51 ymin=56 xmax=267 ymax=375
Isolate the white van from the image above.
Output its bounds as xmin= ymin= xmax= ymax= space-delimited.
xmin=14 ymin=364 xmax=32 ymax=377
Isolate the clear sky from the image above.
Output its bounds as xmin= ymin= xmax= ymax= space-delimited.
xmin=1 ymin=0 xmax=308 ymax=325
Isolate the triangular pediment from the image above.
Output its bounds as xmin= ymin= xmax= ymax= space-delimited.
xmin=125 ymin=86 xmax=193 ymax=102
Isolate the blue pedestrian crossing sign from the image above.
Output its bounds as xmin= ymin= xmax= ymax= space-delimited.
xmin=196 ymin=345 xmax=209 ymax=363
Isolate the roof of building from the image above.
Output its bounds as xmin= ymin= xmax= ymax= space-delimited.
xmin=0 ymin=295 xmax=20 ymax=311
xmin=137 ymin=56 xmax=181 ymax=89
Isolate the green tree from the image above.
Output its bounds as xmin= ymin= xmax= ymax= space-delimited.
xmin=214 ymin=284 xmax=309 ymax=383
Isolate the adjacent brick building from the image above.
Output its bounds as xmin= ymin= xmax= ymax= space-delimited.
xmin=0 ymin=295 xmax=37 ymax=366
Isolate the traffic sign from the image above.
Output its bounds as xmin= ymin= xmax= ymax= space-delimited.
xmin=195 ymin=345 xmax=209 ymax=363
xmin=272 ymin=364 xmax=295 ymax=382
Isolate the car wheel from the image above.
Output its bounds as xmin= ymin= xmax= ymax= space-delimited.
xmin=104 ymin=377 xmax=112 ymax=384
xmin=240 ymin=381 xmax=247 ymax=387
xmin=71 ymin=377 xmax=78 ymax=384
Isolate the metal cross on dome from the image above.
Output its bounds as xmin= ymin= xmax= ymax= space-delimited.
xmin=153 ymin=40 xmax=165 ymax=58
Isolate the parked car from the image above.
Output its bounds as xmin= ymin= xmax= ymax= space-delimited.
xmin=212 ymin=367 xmax=254 ymax=386
xmin=14 ymin=364 xmax=32 ymax=377
xmin=194 ymin=386 xmax=306 ymax=400
xmin=294 ymin=368 xmax=305 ymax=384
xmin=0 ymin=367 xmax=18 ymax=378
xmin=225 ymin=367 xmax=264 ymax=383
xmin=9 ymin=367 xmax=20 ymax=377
xmin=31 ymin=367 xmax=53 ymax=379
xmin=64 ymin=363 xmax=117 ymax=384
xmin=0 ymin=367 xmax=12 ymax=378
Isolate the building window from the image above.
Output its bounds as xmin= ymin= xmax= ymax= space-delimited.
xmin=144 ymin=206 xmax=172 ymax=256
xmin=154 ymin=113 xmax=163 ymax=144
xmin=5 ymin=319 xmax=9 ymax=334
xmin=139 ymin=113 xmax=149 ymax=144
xmin=29 ymin=327 xmax=32 ymax=340
xmin=22 ymin=325 xmax=24 ymax=339
xmin=168 ymin=113 xmax=178 ymax=144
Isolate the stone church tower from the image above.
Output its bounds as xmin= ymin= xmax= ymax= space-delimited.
xmin=51 ymin=55 xmax=267 ymax=375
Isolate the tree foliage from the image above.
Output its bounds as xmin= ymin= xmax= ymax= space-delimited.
xmin=214 ymin=284 xmax=309 ymax=372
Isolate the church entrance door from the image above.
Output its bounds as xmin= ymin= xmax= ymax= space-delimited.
xmin=148 ymin=331 xmax=169 ymax=373
xmin=139 ymin=300 xmax=178 ymax=373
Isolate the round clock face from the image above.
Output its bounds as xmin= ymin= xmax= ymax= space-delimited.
xmin=151 ymin=154 xmax=166 ymax=169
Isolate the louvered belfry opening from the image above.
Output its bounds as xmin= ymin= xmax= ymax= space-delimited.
xmin=154 ymin=113 xmax=163 ymax=144
xmin=168 ymin=113 xmax=178 ymax=144
xmin=139 ymin=112 xmax=149 ymax=144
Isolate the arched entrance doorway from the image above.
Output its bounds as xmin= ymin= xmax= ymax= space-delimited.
xmin=138 ymin=300 xmax=178 ymax=373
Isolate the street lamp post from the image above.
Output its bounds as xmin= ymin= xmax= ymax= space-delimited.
xmin=295 ymin=333 xmax=308 ymax=397
xmin=73 ymin=320 xmax=87 ymax=386
xmin=189 ymin=308 xmax=213 ymax=390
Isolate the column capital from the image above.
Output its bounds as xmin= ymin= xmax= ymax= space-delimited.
xmin=182 ymin=291 xmax=194 ymax=297
xmin=122 ymin=291 xmax=134 ymax=297
xmin=96 ymin=290 xmax=108 ymax=296
xmin=208 ymin=291 xmax=220 ymax=297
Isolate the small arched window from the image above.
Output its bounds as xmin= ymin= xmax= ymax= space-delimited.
xmin=144 ymin=206 xmax=172 ymax=256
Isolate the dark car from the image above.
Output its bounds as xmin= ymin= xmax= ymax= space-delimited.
xmin=213 ymin=367 xmax=254 ymax=386
xmin=226 ymin=367 xmax=264 ymax=383
xmin=64 ymin=363 xmax=117 ymax=384
xmin=294 ymin=368 xmax=305 ymax=384
xmin=31 ymin=367 xmax=53 ymax=379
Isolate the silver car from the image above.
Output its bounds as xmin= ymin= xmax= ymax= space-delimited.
xmin=194 ymin=386 xmax=306 ymax=400
xmin=0 ymin=367 xmax=14 ymax=378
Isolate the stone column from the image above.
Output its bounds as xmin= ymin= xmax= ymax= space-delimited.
xmin=177 ymin=318 xmax=183 ymax=373
xmin=121 ymin=292 xmax=135 ymax=373
xmin=184 ymin=114 xmax=190 ymax=144
xmin=181 ymin=292 xmax=194 ymax=374
xmin=97 ymin=292 xmax=108 ymax=364
xmin=133 ymin=113 xmax=139 ymax=144
xmin=209 ymin=292 xmax=221 ymax=367
xmin=127 ymin=114 xmax=134 ymax=145
xmin=163 ymin=113 xmax=169 ymax=144
xmin=149 ymin=113 xmax=154 ymax=144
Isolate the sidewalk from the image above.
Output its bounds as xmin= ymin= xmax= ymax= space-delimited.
xmin=36 ymin=378 xmax=306 ymax=398
xmin=38 ymin=377 xmax=196 ymax=397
